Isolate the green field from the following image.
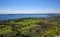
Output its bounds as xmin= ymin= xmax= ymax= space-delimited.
xmin=0 ymin=16 xmax=60 ymax=37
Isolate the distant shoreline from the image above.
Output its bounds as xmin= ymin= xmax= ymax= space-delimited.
xmin=0 ymin=14 xmax=60 ymax=21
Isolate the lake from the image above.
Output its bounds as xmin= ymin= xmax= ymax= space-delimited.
xmin=0 ymin=14 xmax=59 ymax=20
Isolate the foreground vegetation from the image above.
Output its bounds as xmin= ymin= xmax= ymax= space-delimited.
xmin=0 ymin=16 xmax=60 ymax=37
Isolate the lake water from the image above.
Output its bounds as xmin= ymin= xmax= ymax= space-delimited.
xmin=0 ymin=14 xmax=58 ymax=20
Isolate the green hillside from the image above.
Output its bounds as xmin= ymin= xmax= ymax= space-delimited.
xmin=0 ymin=16 xmax=60 ymax=37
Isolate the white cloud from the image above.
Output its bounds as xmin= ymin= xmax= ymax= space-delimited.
xmin=0 ymin=9 xmax=60 ymax=14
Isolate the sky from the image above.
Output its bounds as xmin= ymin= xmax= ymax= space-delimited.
xmin=0 ymin=0 xmax=60 ymax=14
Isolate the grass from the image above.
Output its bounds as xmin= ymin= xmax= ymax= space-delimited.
xmin=0 ymin=26 xmax=12 ymax=34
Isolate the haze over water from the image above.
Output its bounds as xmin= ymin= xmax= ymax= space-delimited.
xmin=0 ymin=14 xmax=49 ymax=20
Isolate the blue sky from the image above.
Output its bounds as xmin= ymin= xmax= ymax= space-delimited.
xmin=0 ymin=0 xmax=60 ymax=14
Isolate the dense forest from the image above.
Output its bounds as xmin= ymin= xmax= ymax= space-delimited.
xmin=0 ymin=16 xmax=60 ymax=37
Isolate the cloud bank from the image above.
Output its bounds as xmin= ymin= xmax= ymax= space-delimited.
xmin=0 ymin=9 xmax=60 ymax=14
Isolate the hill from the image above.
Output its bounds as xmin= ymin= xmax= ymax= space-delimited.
xmin=0 ymin=16 xmax=60 ymax=37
